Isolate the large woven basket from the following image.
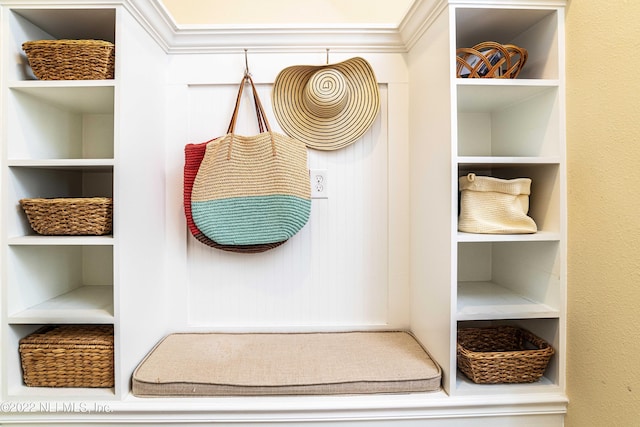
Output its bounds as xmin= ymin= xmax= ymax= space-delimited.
xmin=457 ymin=326 xmax=554 ymax=384
xmin=456 ymin=41 xmax=528 ymax=79
xmin=22 ymin=39 xmax=115 ymax=80
xmin=19 ymin=325 xmax=114 ymax=388
xmin=20 ymin=197 xmax=113 ymax=236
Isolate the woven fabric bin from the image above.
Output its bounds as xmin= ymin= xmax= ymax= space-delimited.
xmin=20 ymin=197 xmax=112 ymax=235
xmin=22 ymin=39 xmax=115 ymax=80
xmin=457 ymin=326 xmax=554 ymax=384
xmin=456 ymin=41 xmax=527 ymax=79
xmin=458 ymin=173 xmax=537 ymax=234
xmin=19 ymin=325 xmax=114 ymax=388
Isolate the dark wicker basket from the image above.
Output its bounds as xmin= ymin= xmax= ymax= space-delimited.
xmin=22 ymin=39 xmax=115 ymax=80
xmin=20 ymin=197 xmax=112 ymax=236
xmin=456 ymin=41 xmax=528 ymax=79
xmin=457 ymin=326 xmax=554 ymax=384
xmin=19 ymin=325 xmax=114 ymax=388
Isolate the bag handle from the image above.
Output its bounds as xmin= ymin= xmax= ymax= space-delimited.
xmin=227 ymin=75 xmax=266 ymax=134
xmin=226 ymin=74 xmax=276 ymax=160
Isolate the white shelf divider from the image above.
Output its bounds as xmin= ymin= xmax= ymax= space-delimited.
xmin=455 ymin=371 xmax=559 ymax=395
xmin=7 ymin=235 xmax=114 ymax=245
xmin=8 ymin=159 xmax=114 ymax=168
xmin=8 ymin=84 xmax=115 ymax=114
xmin=457 ymin=231 xmax=560 ymax=243
xmin=456 ymin=80 xmax=559 ymax=112
xmin=457 ymin=156 xmax=561 ymax=166
xmin=8 ymin=285 xmax=114 ymax=324
xmin=457 ymin=281 xmax=558 ymax=321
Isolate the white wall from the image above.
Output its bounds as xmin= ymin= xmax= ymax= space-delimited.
xmin=163 ymin=52 xmax=411 ymax=332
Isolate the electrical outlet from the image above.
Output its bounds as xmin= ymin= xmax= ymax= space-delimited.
xmin=310 ymin=169 xmax=328 ymax=199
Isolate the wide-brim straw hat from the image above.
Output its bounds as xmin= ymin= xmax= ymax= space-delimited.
xmin=272 ymin=57 xmax=380 ymax=151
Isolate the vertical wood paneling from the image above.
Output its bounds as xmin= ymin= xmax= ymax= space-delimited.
xmin=184 ymin=82 xmax=392 ymax=328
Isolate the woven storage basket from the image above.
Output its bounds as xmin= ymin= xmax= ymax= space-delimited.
xmin=457 ymin=326 xmax=554 ymax=384
xmin=22 ymin=39 xmax=115 ymax=80
xmin=456 ymin=41 xmax=527 ymax=79
xmin=20 ymin=197 xmax=113 ymax=236
xmin=19 ymin=325 xmax=114 ymax=388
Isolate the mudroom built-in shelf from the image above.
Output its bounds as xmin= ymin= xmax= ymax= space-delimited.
xmin=0 ymin=0 xmax=567 ymax=425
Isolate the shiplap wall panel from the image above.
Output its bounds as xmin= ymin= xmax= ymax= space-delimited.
xmin=184 ymin=83 xmax=390 ymax=328
xmin=162 ymin=53 xmax=408 ymax=332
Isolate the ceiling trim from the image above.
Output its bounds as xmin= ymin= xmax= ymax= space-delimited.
xmin=399 ymin=0 xmax=447 ymax=51
xmin=160 ymin=25 xmax=407 ymax=54
xmin=124 ymin=0 xmax=409 ymax=53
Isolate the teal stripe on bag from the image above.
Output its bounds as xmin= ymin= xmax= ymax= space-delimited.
xmin=192 ymin=195 xmax=311 ymax=245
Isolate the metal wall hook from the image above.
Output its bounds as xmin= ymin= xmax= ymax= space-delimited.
xmin=244 ymin=48 xmax=251 ymax=77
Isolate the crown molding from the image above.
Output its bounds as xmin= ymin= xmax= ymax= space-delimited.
xmin=160 ymin=24 xmax=406 ymax=54
xmin=126 ymin=0 xmax=449 ymax=54
xmin=398 ymin=0 xmax=448 ymax=51
xmin=126 ymin=0 xmax=408 ymax=54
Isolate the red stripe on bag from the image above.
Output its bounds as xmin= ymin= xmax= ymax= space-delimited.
xmin=184 ymin=141 xmax=209 ymax=238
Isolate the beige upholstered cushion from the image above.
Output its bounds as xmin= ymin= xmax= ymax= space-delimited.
xmin=132 ymin=331 xmax=441 ymax=396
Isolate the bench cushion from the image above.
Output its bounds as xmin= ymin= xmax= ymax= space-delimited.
xmin=132 ymin=331 xmax=441 ymax=396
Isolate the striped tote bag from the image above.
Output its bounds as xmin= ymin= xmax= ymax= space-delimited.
xmin=191 ymin=74 xmax=311 ymax=247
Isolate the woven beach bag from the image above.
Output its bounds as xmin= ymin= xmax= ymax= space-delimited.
xmin=184 ymin=139 xmax=285 ymax=253
xmin=458 ymin=173 xmax=537 ymax=234
xmin=191 ymin=74 xmax=311 ymax=246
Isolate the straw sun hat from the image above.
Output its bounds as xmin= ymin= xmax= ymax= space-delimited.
xmin=272 ymin=57 xmax=380 ymax=151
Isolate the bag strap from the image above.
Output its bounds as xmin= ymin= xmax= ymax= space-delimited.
xmin=226 ymin=74 xmax=276 ymax=160
xmin=247 ymin=74 xmax=271 ymax=133
xmin=227 ymin=75 xmax=265 ymax=134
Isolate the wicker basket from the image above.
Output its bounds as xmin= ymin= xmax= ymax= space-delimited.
xmin=19 ymin=325 xmax=114 ymax=388
xmin=456 ymin=41 xmax=528 ymax=79
xmin=22 ymin=39 xmax=115 ymax=80
xmin=457 ymin=326 xmax=554 ymax=384
xmin=20 ymin=197 xmax=113 ymax=236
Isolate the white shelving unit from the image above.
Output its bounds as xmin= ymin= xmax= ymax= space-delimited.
xmin=1 ymin=2 xmax=168 ymax=406
xmin=453 ymin=8 xmax=565 ymax=396
xmin=0 ymin=0 xmax=566 ymax=425
xmin=408 ymin=0 xmax=566 ymax=403
xmin=454 ymin=0 xmax=566 ymax=387
xmin=1 ymin=5 xmax=117 ymax=399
